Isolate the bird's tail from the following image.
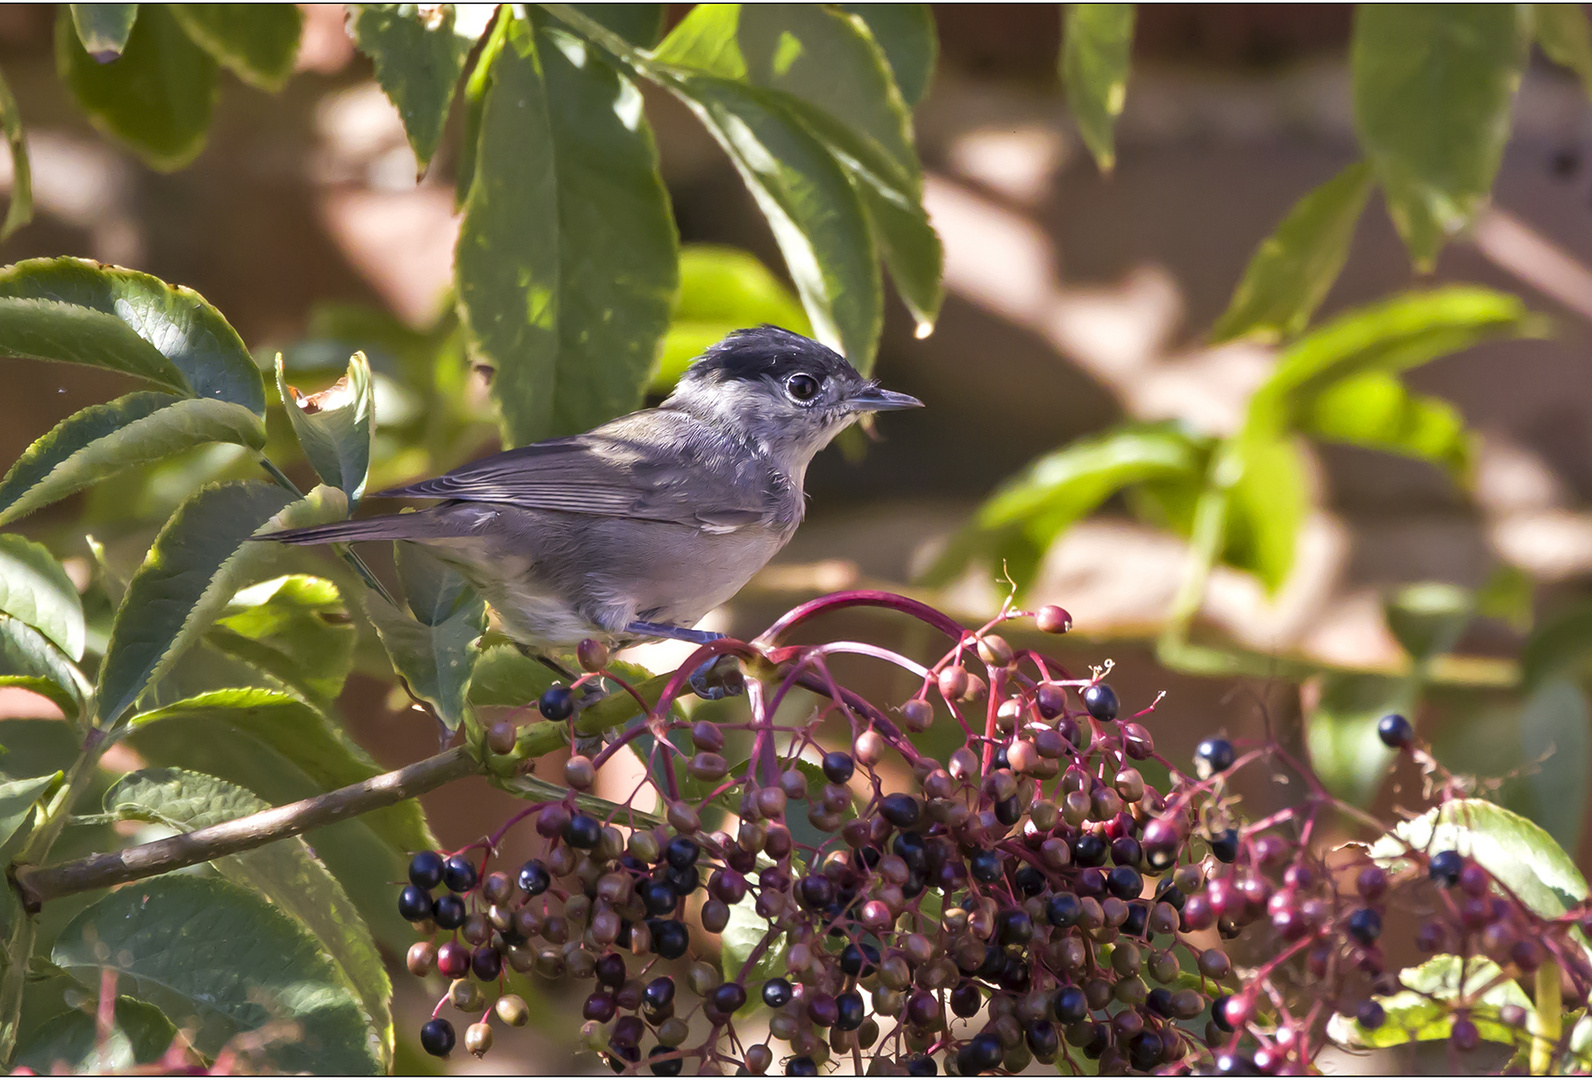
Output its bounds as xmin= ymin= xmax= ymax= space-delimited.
xmin=258 ymin=511 xmax=450 ymax=546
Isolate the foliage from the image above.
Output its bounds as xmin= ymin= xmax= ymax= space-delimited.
xmin=0 ymin=3 xmax=1587 ymax=1076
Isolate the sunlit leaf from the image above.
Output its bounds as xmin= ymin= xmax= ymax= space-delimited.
xmin=1371 ymin=797 xmax=1588 ymax=919
xmin=53 ymin=875 xmax=382 ymax=1074
xmin=1304 ymin=673 xmax=1405 ymax=807
xmin=0 ymin=534 xmax=83 ymax=660
xmin=1212 ymin=161 xmax=1373 ymax=344
xmin=1060 ymin=4 xmax=1135 ymax=172
xmin=0 ymin=395 xmax=265 ymax=528
xmin=457 ymin=13 xmax=677 ymax=446
xmin=347 ymin=3 xmax=474 ymax=172
xmin=1301 ymin=372 xmax=1471 ymax=480
xmin=208 ymin=575 xmax=355 ymax=704
xmin=276 ymin=352 xmax=374 ymax=505
xmin=55 ymin=4 xmax=218 ymax=170
xmin=1221 ymin=432 xmax=1308 ymax=593
xmin=1326 ymin=954 xmax=1532 ymax=1050
xmin=1351 ymin=5 xmax=1530 ymax=267
xmin=169 ymin=4 xmax=301 ymax=91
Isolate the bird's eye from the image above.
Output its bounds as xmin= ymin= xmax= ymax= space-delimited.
xmin=785 ymin=373 xmax=821 ymax=403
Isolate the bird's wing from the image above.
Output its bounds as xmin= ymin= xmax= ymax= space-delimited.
xmin=374 ymin=412 xmax=780 ymax=530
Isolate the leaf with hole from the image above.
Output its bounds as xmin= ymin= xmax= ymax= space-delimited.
xmin=55 ymin=4 xmax=218 ymax=170
xmin=106 ymin=767 xmax=392 ymax=1068
xmin=276 ymin=352 xmax=374 ymax=504
xmin=1351 ymin=5 xmax=1530 ymax=267
xmin=348 ymin=4 xmax=475 ymax=171
xmin=53 ymin=875 xmax=382 ymax=1073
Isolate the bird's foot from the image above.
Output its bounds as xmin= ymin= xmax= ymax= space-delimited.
xmin=688 ymin=655 xmax=745 ymax=701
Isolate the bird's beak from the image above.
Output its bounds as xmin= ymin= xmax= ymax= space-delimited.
xmin=846 ymin=384 xmax=923 ymax=413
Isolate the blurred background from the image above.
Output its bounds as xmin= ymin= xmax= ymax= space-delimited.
xmin=2 ymin=4 xmax=1591 ymax=1071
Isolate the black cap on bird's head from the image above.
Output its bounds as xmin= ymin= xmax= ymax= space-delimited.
xmin=670 ymin=325 xmax=922 ymax=418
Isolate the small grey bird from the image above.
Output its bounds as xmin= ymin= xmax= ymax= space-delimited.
xmin=264 ymin=326 xmax=921 ymax=656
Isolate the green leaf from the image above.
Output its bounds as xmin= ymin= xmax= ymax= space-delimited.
xmin=0 ymin=534 xmax=84 ymax=660
xmin=651 ymin=245 xmax=812 ymax=391
xmin=721 ymin=885 xmax=786 ymax=988
xmin=469 ymin=642 xmax=556 ymax=708
xmin=665 ymin=73 xmax=880 ymax=370
xmin=276 ymin=352 xmax=374 ymax=505
xmin=0 ymin=64 xmax=32 ymax=241
xmin=366 ymin=545 xmax=485 ymax=733
xmin=1304 ymin=673 xmax=1405 ymax=807
xmin=347 ymin=4 xmax=474 ymax=172
xmin=1371 ymin=797 xmax=1589 ymax=919
xmin=0 ymin=257 xmax=268 ymax=415
xmin=14 ymin=996 xmax=176 ymax=1073
xmin=454 ymin=5 xmax=511 ymax=208
xmin=1536 ymin=4 xmax=1592 ymax=101
xmin=123 ymin=687 xmax=434 ymax=953
xmin=1301 ymin=371 xmax=1472 ymax=480
xmin=69 ymin=4 xmax=138 ymax=57
xmin=457 ymin=14 xmax=678 ymax=447
xmin=208 ymin=574 xmax=356 ymax=704
xmin=569 ymin=3 xmax=665 ymax=48
xmin=0 ymin=613 xmax=87 ymax=716
xmin=1250 ymin=287 xmax=1539 ymax=435
xmin=835 ymin=4 xmax=937 ymax=107
xmin=1060 ymin=4 xmax=1135 ymax=172
xmin=53 ymin=875 xmax=382 ymax=1074
xmin=168 ymin=4 xmax=301 ymax=91
xmin=1351 ymin=5 xmax=1530 ymax=268
xmin=95 ymin=481 xmax=313 ymax=727
xmin=655 ymin=3 xmax=938 ymax=347
xmin=1513 ymin=677 xmax=1591 ymax=853
xmin=0 ymin=772 xmax=61 ymax=850
xmin=1221 ymin=432 xmax=1308 ymax=592
xmin=0 ymin=394 xmax=265 ymax=527
xmin=55 ymin=4 xmax=218 ymax=171
xmin=106 ymin=768 xmax=391 ymax=1067
xmin=1212 ymin=161 xmax=1373 ymax=344
xmin=1326 ymin=954 xmax=1532 ymax=1050
xmin=1384 ymin=581 xmax=1473 ymax=662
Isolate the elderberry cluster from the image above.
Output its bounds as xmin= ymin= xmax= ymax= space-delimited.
xmin=391 ymin=597 xmax=1592 ymax=1075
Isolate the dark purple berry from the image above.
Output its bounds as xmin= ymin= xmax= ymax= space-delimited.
xmin=1195 ymin=737 xmax=1236 ymax=776
xmin=441 ymin=855 xmax=478 ymax=893
xmin=1082 ymin=683 xmax=1118 ymax=722
xmin=970 ymin=850 xmax=1002 ymax=883
xmin=762 ymin=978 xmax=793 ymax=1008
xmin=643 ymin=879 xmax=679 ymax=916
xmin=539 ymin=686 xmax=574 ymax=720
xmin=880 ymin=792 xmax=922 ymax=828
xmin=409 ymin=850 xmax=445 ymax=890
xmin=1429 ymin=850 xmax=1463 ymax=887
xmin=821 ymin=751 xmax=854 ymax=783
xmin=420 ymin=1017 xmax=455 ymax=1057
xmin=994 ymin=795 xmax=1021 ymax=825
xmin=712 ymin=982 xmax=748 ymax=1014
xmin=835 ymin=990 xmax=865 ymax=1031
xmin=1027 ymin=1019 xmax=1060 ymax=1060
xmin=1107 ymin=865 xmax=1143 ymax=901
xmin=951 ymin=982 xmax=983 ymax=1017
xmin=1211 ymin=994 xmax=1234 ymax=1032
xmin=1073 ymin=834 xmax=1107 ymax=867
xmin=649 ymin=1044 xmax=683 ymax=1077
xmin=1053 ymin=985 xmax=1088 ymax=1023
xmin=1357 ymin=1000 xmax=1386 ymax=1029
xmin=432 ymin=894 xmax=466 ymax=930
xmin=564 ymin=812 xmax=602 ymax=849
xmin=651 ymin=918 xmax=689 ymax=959
xmin=1377 ymin=713 xmax=1414 ymax=749
xmin=665 ymin=835 xmax=699 ymax=869
xmin=958 ymin=1032 xmax=1003 ymax=1074
xmin=397 ymin=884 xmax=433 ymax=922
xmin=787 ymin=1058 xmax=817 ymax=1077
xmin=806 ymin=992 xmax=839 ymax=1028
xmin=518 ymin=859 xmax=551 ymax=896
xmin=1129 ymin=1032 xmax=1164 ymax=1071
xmin=905 ymin=1053 xmax=938 ymax=1076
xmin=595 ymin=951 xmax=626 ymax=986
xmin=1346 ymin=908 xmax=1382 ymax=945
xmin=644 ymin=976 xmax=675 ymax=1011
xmin=840 ymin=942 xmax=878 ymax=976
xmin=1210 ymin=828 xmax=1240 ymax=863
xmin=470 ymin=946 xmax=502 ymax=980
xmin=1110 ymin=836 xmax=1143 ymax=867
xmin=437 ymin=941 xmax=470 ymax=979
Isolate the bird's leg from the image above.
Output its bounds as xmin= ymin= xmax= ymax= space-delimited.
xmin=624 ymin=621 xmax=746 ymax=701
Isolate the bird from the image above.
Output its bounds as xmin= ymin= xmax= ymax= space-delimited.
xmin=262 ymin=326 xmax=921 ymax=663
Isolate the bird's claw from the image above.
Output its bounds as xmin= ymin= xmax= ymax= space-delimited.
xmin=688 ymin=655 xmax=745 ymax=701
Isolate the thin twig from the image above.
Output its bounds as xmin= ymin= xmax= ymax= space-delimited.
xmin=13 ymin=746 xmax=480 ymax=910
